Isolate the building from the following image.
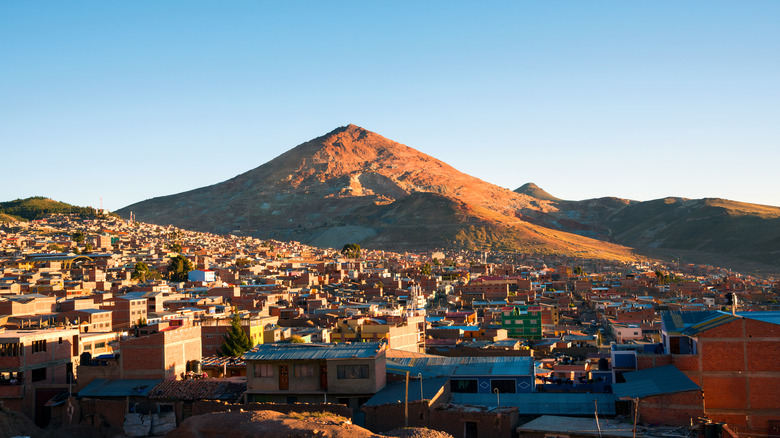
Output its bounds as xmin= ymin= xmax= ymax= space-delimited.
xmin=188 ymin=270 xmax=216 ymax=283
xmin=501 ymin=306 xmax=542 ymax=339
xmin=242 ymin=342 xmax=387 ymax=413
xmin=0 ymin=327 xmax=79 ymax=425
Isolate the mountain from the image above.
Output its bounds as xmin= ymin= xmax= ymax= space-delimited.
xmin=510 ymin=184 xmax=780 ymax=271
xmin=514 ymin=183 xmax=563 ymax=202
xmin=117 ymin=125 xmax=640 ymax=261
xmin=117 ymin=125 xmax=780 ymax=272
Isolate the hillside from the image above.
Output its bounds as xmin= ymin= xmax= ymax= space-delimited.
xmin=117 ymin=125 xmax=642 ymax=262
xmin=512 ymin=184 xmax=780 ymax=269
xmin=0 ymin=197 xmax=97 ymax=221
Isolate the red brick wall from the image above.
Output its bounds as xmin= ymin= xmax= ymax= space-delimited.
xmin=639 ymin=390 xmax=704 ymax=427
xmin=674 ymin=317 xmax=780 ymax=436
xmin=637 ymin=354 xmax=673 ymax=370
xmin=700 ymin=341 xmax=744 ymax=372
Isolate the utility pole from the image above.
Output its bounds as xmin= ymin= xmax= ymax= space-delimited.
xmin=405 ymin=371 xmax=409 ymax=427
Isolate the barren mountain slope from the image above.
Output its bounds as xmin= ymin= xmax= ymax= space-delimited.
xmin=117 ymin=125 xmax=641 ymax=261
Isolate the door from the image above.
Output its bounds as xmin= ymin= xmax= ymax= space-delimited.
xmin=320 ymin=364 xmax=328 ymax=389
xmin=279 ymin=365 xmax=289 ymax=390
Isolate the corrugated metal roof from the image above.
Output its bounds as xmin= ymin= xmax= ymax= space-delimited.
xmin=661 ymin=310 xmax=722 ymax=334
xmin=451 ymin=393 xmax=616 ymax=415
xmin=737 ymin=311 xmax=780 ymax=326
xmin=387 ymin=356 xmax=533 ymax=377
xmin=518 ymin=415 xmax=634 ymax=437
xmin=613 ymin=365 xmax=700 ymax=399
xmin=364 ymin=377 xmax=449 ymax=406
xmin=78 ymin=379 xmax=162 ymax=397
xmin=242 ymin=342 xmax=385 ymax=361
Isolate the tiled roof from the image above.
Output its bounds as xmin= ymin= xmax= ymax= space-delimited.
xmin=242 ymin=342 xmax=385 ymax=361
xmin=149 ymin=379 xmax=246 ymax=401
xmin=201 ymin=355 xmax=246 ymax=367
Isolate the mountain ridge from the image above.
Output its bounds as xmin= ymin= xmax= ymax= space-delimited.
xmin=116 ymin=124 xmax=780 ymax=272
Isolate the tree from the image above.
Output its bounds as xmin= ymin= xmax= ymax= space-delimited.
xmin=167 ymin=255 xmax=194 ymax=282
xmin=72 ymin=231 xmax=85 ymax=243
xmin=289 ymin=335 xmax=305 ymax=344
xmin=170 ymin=243 xmax=183 ymax=253
xmin=84 ymin=243 xmax=93 ymax=253
xmin=132 ymin=262 xmax=151 ymax=282
xmin=421 ymin=263 xmax=432 ymax=276
xmin=218 ymin=313 xmax=253 ymax=357
xmin=236 ymin=258 xmax=252 ymax=268
xmin=341 ymin=243 xmax=361 ymax=259
xmin=574 ymin=266 xmax=583 ymax=276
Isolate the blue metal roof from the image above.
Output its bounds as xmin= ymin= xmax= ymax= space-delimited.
xmin=242 ymin=342 xmax=385 ymax=361
xmin=364 ymin=377 xmax=449 ymax=406
xmin=387 ymin=356 xmax=534 ymax=378
xmin=613 ymin=365 xmax=700 ymax=399
xmin=78 ymin=379 xmax=162 ymax=397
xmin=661 ymin=310 xmax=724 ymax=334
xmin=737 ymin=311 xmax=780 ymax=326
xmin=451 ymin=392 xmax=616 ymax=415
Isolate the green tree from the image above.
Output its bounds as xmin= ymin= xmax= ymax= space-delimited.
xmin=170 ymin=242 xmax=183 ymax=253
xmin=84 ymin=243 xmax=93 ymax=253
xmin=72 ymin=231 xmax=85 ymax=243
xmin=421 ymin=263 xmax=432 ymax=276
xmin=167 ymin=255 xmax=194 ymax=282
xmin=218 ymin=313 xmax=253 ymax=357
xmin=341 ymin=243 xmax=361 ymax=259
xmin=289 ymin=335 xmax=305 ymax=344
xmin=574 ymin=266 xmax=583 ymax=276
xmin=132 ymin=262 xmax=151 ymax=282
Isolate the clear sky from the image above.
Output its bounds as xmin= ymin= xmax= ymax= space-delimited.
xmin=2 ymin=1 xmax=779 ymax=211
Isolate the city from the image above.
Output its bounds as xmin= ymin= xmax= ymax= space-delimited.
xmin=0 ymin=211 xmax=777 ymax=437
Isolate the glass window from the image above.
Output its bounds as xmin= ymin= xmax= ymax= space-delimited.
xmin=337 ymin=364 xmax=368 ymax=379
xmin=294 ymin=364 xmax=314 ymax=378
xmin=450 ymin=379 xmax=478 ymax=393
xmin=254 ymin=363 xmax=273 ymax=377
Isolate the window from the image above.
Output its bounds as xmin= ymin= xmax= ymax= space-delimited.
xmin=254 ymin=363 xmax=273 ymax=377
xmin=95 ymin=342 xmax=106 ymax=349
xmin=84 ymin=344 xmax=92 ymax=350
xmin=294 ymin=364 xmax=314 ymax=378
xmin=337 ymin=364 xmax=369 ymax=379
xmin=32 ymin=340 xmax=47 ymax=353
xmin=450 ymin=379 xmax=478 ymax=393
xmin=31 ymin=367 xmax=46 ymax=382
xmin=491 ymin=379 xmax=516 ymax=394
xmin=0 ymin=342 xmax=22 ymax=357
xmin=58 ymin=337 xmax=63 ymax=344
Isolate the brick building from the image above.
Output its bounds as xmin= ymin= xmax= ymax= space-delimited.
xmin=0 ymin=327 xmax=79 ymax=424
xmin=119 ymin=325 xmax=202 ymax=380
xmin=652 ymin=311 xmax=780 ymax=435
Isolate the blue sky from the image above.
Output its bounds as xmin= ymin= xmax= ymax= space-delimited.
xmin=2 ymin=1 xmax=779 ymax=211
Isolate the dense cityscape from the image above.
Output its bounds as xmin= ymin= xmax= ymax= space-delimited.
xmin=0 ymin=211 xmax=778 ymax=437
